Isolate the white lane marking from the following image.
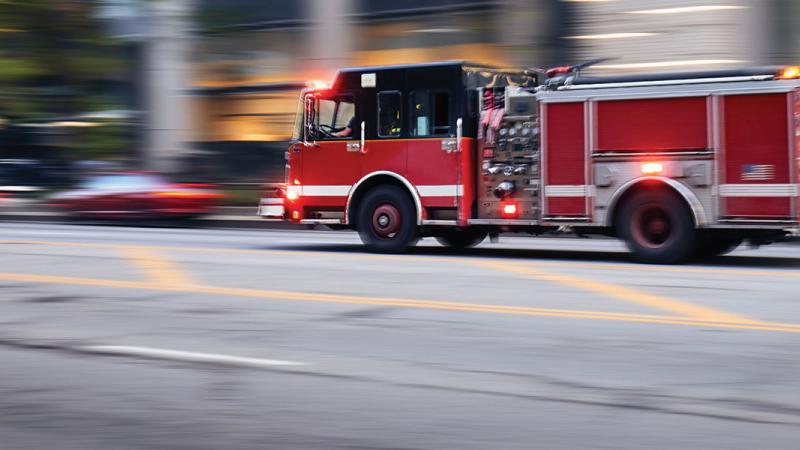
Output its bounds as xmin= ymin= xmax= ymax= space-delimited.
xmin=80 ymin=345 xmax=306 ymax=368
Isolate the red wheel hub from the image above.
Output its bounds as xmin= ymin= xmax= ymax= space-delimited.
xmin=372 ymin=203 xmax=401 ymax=239
xmin=631 ymin=203 xmax=673 ymax=249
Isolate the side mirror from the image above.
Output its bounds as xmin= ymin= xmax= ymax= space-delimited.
xmin=360 ymin=121 xmax=366 ymax=154
xmin=303 ymin=95 xmax=317 ymax=146
xmin=456 ymin=117 xmax=463 ymax=153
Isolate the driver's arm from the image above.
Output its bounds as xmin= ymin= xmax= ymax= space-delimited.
xmin=333 ymin=116 xmax=356 ymax=137
xmin=333 ymin=126 xmax=352 ymax=137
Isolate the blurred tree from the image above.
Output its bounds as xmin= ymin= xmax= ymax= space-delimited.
xmin=0 ymin=0 xmax=133 ymax=159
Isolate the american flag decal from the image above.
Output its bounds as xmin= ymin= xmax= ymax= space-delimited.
xmin=741 ymin=164 xmax=775 ymax=181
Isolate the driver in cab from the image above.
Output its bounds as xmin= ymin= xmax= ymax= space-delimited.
xmin=333 ymin=115 xmax=357 ymax=137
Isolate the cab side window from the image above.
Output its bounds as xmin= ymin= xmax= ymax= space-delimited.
xmin=411 ymin=91 xmax=450 ymax=137
xmin=306 ymin=94 xmax=357 ymax=140
xmin=378 ymin=91 xmax=402 ymax=137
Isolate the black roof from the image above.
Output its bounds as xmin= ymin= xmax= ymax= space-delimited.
xmin=336 ymin=61 xmax=483 ymax=74
xmin=333 ymin=61 xmax=537 ymax=89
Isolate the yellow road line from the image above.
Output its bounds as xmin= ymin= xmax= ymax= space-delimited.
xmin=0 ymin=271 xmax=798 ymax=333
xmin=3 ymin=239 xmax=799 ymax=279
xmin=470 ymin=260 xmax=752 ymax=323
xmin=118 ymin=246 xmax=197 ymax=287
xmin=0 ymin=238 xmax=779 ymax=323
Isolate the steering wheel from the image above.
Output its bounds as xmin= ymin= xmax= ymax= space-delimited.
xmin=318 ymin=124 xmax=335 ymax=137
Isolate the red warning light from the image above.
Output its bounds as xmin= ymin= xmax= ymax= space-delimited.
xmin=501 ymin=203 xmax=518 ymax=218
xmin=545 ymin=66 xmax=572 ymax=78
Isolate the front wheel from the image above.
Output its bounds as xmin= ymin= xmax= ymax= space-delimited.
xmin=617 ymin=190 xmax=696 ymax=264
xmin=356 ymin=185 xmax=418 ymax=253
xmin=434 ymin=228 xmax=487 ymax=249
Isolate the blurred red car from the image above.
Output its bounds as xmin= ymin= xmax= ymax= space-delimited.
xmin=50 ymin=173 xmax=224 ymax=219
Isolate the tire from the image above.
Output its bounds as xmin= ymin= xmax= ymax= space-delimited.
xmin=694 ymin=234 xmax=742 ymax=258
xmin=617 ymin=190 xmax=696 ymax=264
xmin=356 ymin=185 xmax=418 ymax=253
xmin=434 ymin=228 xmax=487 ymax=249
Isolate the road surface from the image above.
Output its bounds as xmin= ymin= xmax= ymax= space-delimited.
xmin=1 ymin=222 xmax=799 ymax=449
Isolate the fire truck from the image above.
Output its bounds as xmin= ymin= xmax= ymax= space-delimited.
xmin=258 ymin=61 xmax=800 ymax=263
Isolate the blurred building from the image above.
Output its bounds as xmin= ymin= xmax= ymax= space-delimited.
xmin=566 ymin=0 xmax=800 ymax=75
xmin=166 ymin=0 xmax=798 ymax=181
xmin=185 ymin=0 xmax=571 ymax=182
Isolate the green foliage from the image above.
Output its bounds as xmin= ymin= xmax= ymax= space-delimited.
xmin=69 ymin=122 xmax=130 ymax=160
xmin=0 ymin=0 xmax=134 ymax=158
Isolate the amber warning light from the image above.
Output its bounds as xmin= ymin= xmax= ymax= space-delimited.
xmin=641 ymin=162 xmax=664 ymax=175
xmin=777 ymin=66 xmax=800 ymax=80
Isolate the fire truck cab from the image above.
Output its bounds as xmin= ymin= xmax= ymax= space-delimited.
xmin=260 ymin=61 xmax=800 ymax=263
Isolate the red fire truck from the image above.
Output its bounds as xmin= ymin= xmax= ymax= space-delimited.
xmin=259 ymin=61 xmax=800 ymax=263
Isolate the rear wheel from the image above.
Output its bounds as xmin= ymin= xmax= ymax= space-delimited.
xmin=617 ymin=190 xmax=696 ymax=264
xmin=434 ymin=228 xmax=487 ymax=249
xmin=356 ymin=185 xmax=418 ymax=253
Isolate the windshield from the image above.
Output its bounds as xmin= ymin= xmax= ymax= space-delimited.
xmin=292 ymin=94 xmax=303 ymax=142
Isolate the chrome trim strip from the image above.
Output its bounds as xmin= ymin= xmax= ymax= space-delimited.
xmin=708 ymin=223 xmax=796 ymax=229
xmin=422 ymin=220 xmax=458 ymax=226
xmin=300 ymin=219 xmax=343 ymax=225
xmin=540 ymin=103 xmax=548 ymax=217
xmin=716 ymin=219 xmax=797 ymax=223
xmin=711 ymin=94 xmax=722 ymax=220
xmin=542 ymin=217 xmax=592 ymax=222
xmin=592 ymin=151 xmax=712 ymax=158
xmin=718 ymin=184 xmax=799 ymax=197
xmin=538 ymin=80 xmax=800 ymax=103
xmin=560 ymin=75 xmax=775 ymax=91
xmin=467 ymin=219 xmax=540 ymax=225
xmin=544 ymin=185 xmax=594 ymax=197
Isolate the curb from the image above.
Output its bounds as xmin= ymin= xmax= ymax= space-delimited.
xmin=0 ymin=211 xmax=310 ymax=230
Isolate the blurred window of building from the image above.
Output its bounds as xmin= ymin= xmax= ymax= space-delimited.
xmin=378 ymin=91 xmax=402 ymax=138
xmin=352 ymin=13 xmax=504 ymax=68
xmin=564 ymin=0 xmax=799 ymax=75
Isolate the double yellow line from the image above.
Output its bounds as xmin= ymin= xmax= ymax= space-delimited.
xmin=1 ymin=239 xmax=797 ymax=333
xmin=0 ymin=269 xmax=798 ymax=333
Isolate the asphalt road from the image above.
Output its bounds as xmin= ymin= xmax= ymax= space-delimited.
xmin=1 ymin=222 xmax=799 ymax=450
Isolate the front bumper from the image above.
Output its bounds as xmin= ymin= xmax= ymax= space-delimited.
xmin=257 ymin=197 xmax=285 ymax=218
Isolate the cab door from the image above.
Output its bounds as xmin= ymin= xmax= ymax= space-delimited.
xmin=300 ymin=92 xmax=361 ymax=210
xmin=405 ymin=88 xmax=460 ymax=210
xmin=361 ymin=90 xmax=407 ymax=177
